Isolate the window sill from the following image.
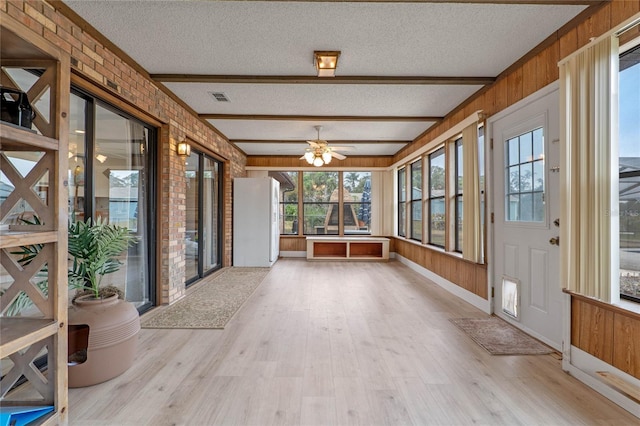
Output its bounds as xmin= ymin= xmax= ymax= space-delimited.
xmin=616 ymin=298 xmax=640 ymax=315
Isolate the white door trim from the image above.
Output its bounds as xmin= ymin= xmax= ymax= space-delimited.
xmin=487 ymin=81 xmax=561 ymax=350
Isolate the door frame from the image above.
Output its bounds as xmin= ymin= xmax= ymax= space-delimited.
xmin=185 ymin=149 xmax=224 ymax=287
xmin=487 ymin=81 xmax=561 ymax=346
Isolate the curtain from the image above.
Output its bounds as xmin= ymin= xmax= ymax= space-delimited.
xmin=462 ymin=122 xmax=482 ymax=263
xmin=559 ymin=36 xmax=619 ymax=303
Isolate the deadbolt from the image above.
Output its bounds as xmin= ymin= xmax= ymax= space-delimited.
xmin=549 ymin=236 xmax=560 ymax=246
xmin=554 ymin=218 xmax=560 ymax=227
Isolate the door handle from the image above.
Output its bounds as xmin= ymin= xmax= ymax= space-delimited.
xmin=549 ymin=236 xmax=560 ymax=246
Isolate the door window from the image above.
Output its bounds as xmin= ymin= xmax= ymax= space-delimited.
xmin=505 ymin=128 xmax=545 ymax=222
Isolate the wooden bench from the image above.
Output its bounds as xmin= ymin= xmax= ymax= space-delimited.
xmin=306 ymin=237 xmax=389 ymax=261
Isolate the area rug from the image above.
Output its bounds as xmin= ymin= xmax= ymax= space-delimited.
xmin=141 ymin=267 xmax=270 ymax=329
xmin=449 ymin=316 xmax=553 ymax=355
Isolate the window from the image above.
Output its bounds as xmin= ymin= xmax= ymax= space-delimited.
xmin=455 ymin=138 xmax=463 ymax=252
xmin=410 ymin=161 xmax=422 ymax=241
xmin=505 ymin=128 xmax=544 ymax=222
xmin=619 ymin=43 xmax=640 ymax=302
xmin=398 ymin=167 xmax=406 ymax=237
xmin=286 ymin=171 xmax=375 ymax=236
xmin=303 ymin=171 xmax=338 ymax=235
xmin=428 ymin=148 xmax=445 ymax=247
xmin=277 ymin=172 xmax=298 ymax=235
xmin=343 ymin=172 xmax=371 ymax=235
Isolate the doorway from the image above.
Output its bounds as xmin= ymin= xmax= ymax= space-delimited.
xmin=489 ymin=83 xmax=562 ymax=350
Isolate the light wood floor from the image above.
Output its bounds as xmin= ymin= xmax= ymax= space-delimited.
xmin=69 ymin=259 xmax=639 ymax=425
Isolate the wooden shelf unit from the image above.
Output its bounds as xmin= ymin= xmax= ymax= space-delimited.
xmin=1 ymin=18 xmax=69 ymax=425
xmin=306 ymin=237 xmax=390 ymax=261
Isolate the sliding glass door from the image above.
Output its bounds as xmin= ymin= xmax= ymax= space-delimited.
xmin=69 ymin=90 xmax=156 ymax=312
xmin=185 ymin=150 xmax=222 ymax=285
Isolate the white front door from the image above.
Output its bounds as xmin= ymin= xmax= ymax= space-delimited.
xmin=490 ymin=84 xmax=562 ymax=350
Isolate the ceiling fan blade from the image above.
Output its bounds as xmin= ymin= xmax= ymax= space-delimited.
xmin=329 ymin=146 xmax=356 ymax=152
xmin=331 ymin=151 xmax=347 ymax=160
xmin=306 ymin=140 xmax=320 ymax=148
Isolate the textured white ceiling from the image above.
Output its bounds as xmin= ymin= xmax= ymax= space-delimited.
xmin=165 ymin=83 xmax=482 ymax=116
xmin=235 ymin=141 xmax=406 ymax=157
xmin=64 ymin=0 xmax=587 ymax=158
xmin=207 ymin=120 xmax=434 ymax=141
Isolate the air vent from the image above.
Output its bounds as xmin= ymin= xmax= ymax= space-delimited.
xmin=209 ymin=92 xmax=230 ymax=102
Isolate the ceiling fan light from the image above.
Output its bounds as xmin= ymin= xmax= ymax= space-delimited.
xmin=313 ymin=156 xmax=324 ymax=167
xmin=322 ymin=151 xmax=332 ymax=164
xmin=304 ymin=150 xmax=315 ymax=164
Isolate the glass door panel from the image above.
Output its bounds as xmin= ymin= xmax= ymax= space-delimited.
xmin=93 ymin=103 xmax=151 ymax=309
xmin=186 ymin=151 xmax=222 ymax=285
xmin=202 ymin=157 xmax=219 ymax=273
xmin=185 ymin=151 xmax=199 ymax=282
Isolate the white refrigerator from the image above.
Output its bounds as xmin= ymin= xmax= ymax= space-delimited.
xmin=233 ymin=177 xmax=280 ymax=267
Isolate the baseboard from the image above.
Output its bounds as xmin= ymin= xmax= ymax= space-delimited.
xmin=280 ymin=251 xmax=306 ymax=258
xmin=394 ymin=253 xmax=491 ymax=313
xmin=564 ymin=347 xmax=640 ymax=418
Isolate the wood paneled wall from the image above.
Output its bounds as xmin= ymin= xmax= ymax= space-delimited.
xmin=393 ymin=1 xmax=640 ymax=164
xmin=393 ymin=238 xmax=488 ymax=300
xmin=246 ymin=156 xmax=394 ymax=169
xmin=570 ymin=293 xmax=640 ymax=380
xmin=280 ymin=236 xmax=307 ymax=252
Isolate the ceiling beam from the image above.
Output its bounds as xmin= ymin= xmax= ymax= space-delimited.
xmin=200 ymin=114 xmax=442 ymax=122
xmin=236 ymin=140 xmax=409 ymax=145
xmin=151 ymin=74 xmax=495 ymax=85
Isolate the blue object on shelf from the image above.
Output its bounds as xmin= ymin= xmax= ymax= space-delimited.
xmin=0 ymin=406 xmax=54 ymax=426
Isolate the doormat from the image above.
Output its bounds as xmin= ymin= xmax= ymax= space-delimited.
xmin=141 ymin=267 xmax=270 ymax=329
xmin=449 ymin=316 xmax=554 ymax=355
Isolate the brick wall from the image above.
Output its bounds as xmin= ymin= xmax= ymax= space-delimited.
xmin=1 ymin=0 xmax=247 ymax=305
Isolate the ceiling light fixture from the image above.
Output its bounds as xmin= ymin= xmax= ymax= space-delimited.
xmin=301 ymin=126 xmax=348 ymax=167
xmin=304 ymin=146 xmax=333 ymax=167
xmin=314 ymin=51 xmax=340 ymax=77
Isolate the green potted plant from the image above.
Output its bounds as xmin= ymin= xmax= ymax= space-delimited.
xmin=3 ymin=216 xmax=142 ymax=387
xmin=67 ymin=217 xmax=136 ymax=299
xmin=66 ymin=217 xmax=142 ymax=388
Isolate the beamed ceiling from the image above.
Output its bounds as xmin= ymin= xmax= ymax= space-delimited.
xmin=61 ymin=0 xmax=602 ymax=159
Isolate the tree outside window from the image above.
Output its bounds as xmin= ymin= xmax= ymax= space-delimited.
xmin=428 ymin=148 xmax=446 ymax=247
xmin=344 ymin=172 xmax=371 ymax=235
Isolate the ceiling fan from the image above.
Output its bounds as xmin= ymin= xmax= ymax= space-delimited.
xmin=301 ymin=126 xmax=353 ymax=167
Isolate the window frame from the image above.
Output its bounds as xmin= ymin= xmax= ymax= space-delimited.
xmin=278 ymin=171 xmax=299 ymax=236
xmin=410 ymin=160 xmax=423 ymax=241
xmin=427 ymin=147 xmax=446 ymax=248
xmin=454 ymin=137 xmax=463 ymax=253
xmin=398 ymin=167 xmax=407 ymax=237
xmin=618 ymin=42 xmax=640 ymax=303
xmin=70 ymin=87 xmax=157 ymax=314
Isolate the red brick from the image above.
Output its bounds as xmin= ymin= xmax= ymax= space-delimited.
xmin=43 ymin=27 xmax=71 ymax=53
xmin=55 ymin=26 xmax=81 ymax=51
